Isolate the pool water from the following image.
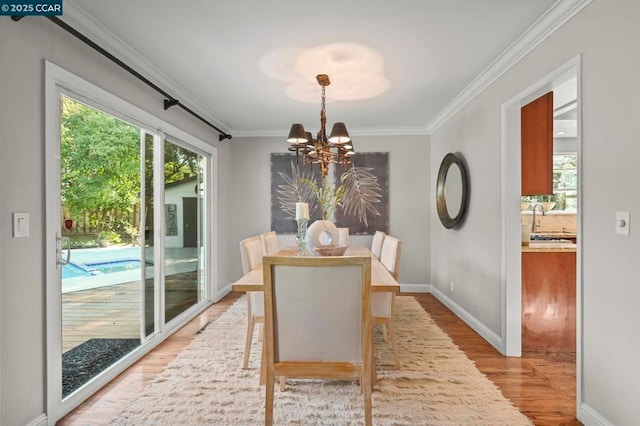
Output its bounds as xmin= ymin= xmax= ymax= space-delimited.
xmin=60 ymin=246 xmax=196 ymax=294
xmin=62 ymin=258 xmax=150 ymax=279
xmin=86 ymin=259 xmax=142 ymax=275
xmin=63 ymin=263 xmax=92 ymax=279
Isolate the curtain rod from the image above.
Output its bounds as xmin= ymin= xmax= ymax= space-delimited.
xmin=12 ymin=15 xmax=232 ymax=141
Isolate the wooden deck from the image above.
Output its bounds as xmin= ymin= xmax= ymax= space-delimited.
xmin=63 ymin=272 xmax=199 ymax=353
xmin=63 ymin=282 xmax=140 ymax=353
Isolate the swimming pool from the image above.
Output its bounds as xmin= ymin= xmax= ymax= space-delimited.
xmin=63 ymin=262 xmax=92 ymax=279
xmin=61 ymin=246 xmax=197 ymax=293
xmin=62 ymin=259 xmax=146 ymax=279
xmin=62 ymin=246 xmax=152 ymax=286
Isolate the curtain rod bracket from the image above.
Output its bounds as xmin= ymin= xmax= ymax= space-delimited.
xmin=219 ymin=134 xmax=232 ymax=142
xmin=164 ymin=99 xmax=179 ymax=110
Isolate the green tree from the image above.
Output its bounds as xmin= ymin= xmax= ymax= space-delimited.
xmin=164 ymin=142 xmax=200 ymax=184
xmin=60 ymin=96 xmax=140 ymax=232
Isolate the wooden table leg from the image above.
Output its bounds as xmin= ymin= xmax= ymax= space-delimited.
xmin=260 ymin=335 xmax=266 ymax=385
xmin=371 ymin=328 xmax=377 ymax=385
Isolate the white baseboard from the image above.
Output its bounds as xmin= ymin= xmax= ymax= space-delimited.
xmin=26 ymin=413 xmax=47 ymax=426
xmin=429 ymin=286 xmax=504 ymax=353
xmin=579 ymin=403 xmax=612 ymax=425
xmin=213 ymin=283 xmax=232 ymax=303
xmin=400 ymin=283 xmax=431 ymax=293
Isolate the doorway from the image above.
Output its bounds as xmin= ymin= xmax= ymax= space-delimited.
xmin=45 ymin=62 xmax=216 ymax=423
xmin=57 ymin=96 xmax=146 ymax=399
xmin=183 ymin=198 xmax=198 ymax=247
xmin=501 ymin=56 xmax=582 ymax=413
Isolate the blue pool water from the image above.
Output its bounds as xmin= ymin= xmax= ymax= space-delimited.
xmin=63 ymin=262 xmax=92 ymax=279
xmin=87 ymin=259 xmax=144 ymax=274
xmin=62 ymin=247 xmax=153 ymax=280
xmin=61 ymin=246 xmax=194 ymax=294
xmin=62 ymin=259 xmax=145 ymax=279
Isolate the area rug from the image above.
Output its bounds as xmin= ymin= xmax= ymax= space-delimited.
xmin=110 ymin=296 xmax=531 ymax=425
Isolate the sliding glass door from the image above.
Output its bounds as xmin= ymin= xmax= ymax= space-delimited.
xmin=46 ymin=62 xmax=216 ymax=422
xmin=163 ymin=140 xmax=207 ymax=323
xmin=59 ymin=96 xmax=145 ymax=398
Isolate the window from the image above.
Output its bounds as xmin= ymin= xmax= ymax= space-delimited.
xmin=521 ymin=153 xmax=577 ymax=212
xmin=552 ymin=153 xmax=577 ymax=211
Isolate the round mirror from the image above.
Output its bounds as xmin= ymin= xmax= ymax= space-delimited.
xmin=444 ymin=163 xmax=463 ymax=215
xmin=436 ymin=153 xmax=469 ymax=229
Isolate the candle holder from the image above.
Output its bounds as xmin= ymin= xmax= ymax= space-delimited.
xmin=296 ymin=219 xmax=309 ymax=256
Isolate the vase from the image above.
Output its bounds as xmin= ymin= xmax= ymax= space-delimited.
xmin=305 ymin=220 xmax=339 ymax=254
xmin=295 ymin=219 xmax=309 ymax=256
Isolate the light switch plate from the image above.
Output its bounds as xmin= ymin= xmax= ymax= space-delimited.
xmin=13 ymin=212 xmax=30 ymax=238
xmin=616 ymin=211 xmax=630 ymax=236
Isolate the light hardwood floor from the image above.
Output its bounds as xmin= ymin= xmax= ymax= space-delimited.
xmin=412 ymin=293 xmax=580 ymax=426
xmin=59 ymin=292 xmax=580 ymax=425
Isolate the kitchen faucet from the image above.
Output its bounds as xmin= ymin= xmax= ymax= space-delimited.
xmin=531 ymin=203 xmax=546 ymax=233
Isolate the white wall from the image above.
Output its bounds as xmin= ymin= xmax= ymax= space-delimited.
xmin=0 ymin=18 xmax=228 ymax=425
xmin=430 ymin=1 xmax=640 ymax=423
xmin=227 ymin=136 xmax=431 ymax=287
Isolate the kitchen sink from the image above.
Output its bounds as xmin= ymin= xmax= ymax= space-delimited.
xmin=530 ymin=235 xmax=566 ymax=241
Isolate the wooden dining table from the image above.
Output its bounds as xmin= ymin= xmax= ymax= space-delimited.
xmin=231 ymin=245 xmax=399 ymax=387
xmin=231 ymin=245 xmax=400 ymax=293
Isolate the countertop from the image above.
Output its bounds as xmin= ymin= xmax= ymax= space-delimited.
xmin=522 ymin=242 xmax=577 ymax=253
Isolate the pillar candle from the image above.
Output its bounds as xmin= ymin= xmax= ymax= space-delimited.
xmin=295 ymin=202 xmax=309 ymax=220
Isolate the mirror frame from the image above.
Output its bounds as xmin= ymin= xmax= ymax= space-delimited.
xmin=436 ymin=152 xmax=469 ymax=229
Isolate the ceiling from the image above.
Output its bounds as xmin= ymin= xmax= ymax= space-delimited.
xmin=65 ymin=0 xmax=562 ymax=139
xmin=552 ymin=76 xmax=578 ymax=138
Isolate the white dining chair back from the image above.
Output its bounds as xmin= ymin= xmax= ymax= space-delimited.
xmin=373 ymin=235 xmax=402 ymax=369
xmin=380 ymin=235 xmax=401 ymax=280
xmin=240 ymin=236 xmax=263 ymax=275
xmin=260 ymin=231 xmax=279 ymax=255
xmin=239 ymin=235 xmax=265 ymax=370
xmin=337 ymin=227 xmax=350 ymax=245
xmin=262 ymin=255 xmax=373 ymax=426
xmin=371 ymin=231 xmax=386 ymax=259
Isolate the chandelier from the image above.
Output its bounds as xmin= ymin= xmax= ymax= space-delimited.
xmin=287 ymin=74 xmax=354 ymax=177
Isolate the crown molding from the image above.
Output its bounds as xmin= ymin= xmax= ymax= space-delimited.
xmin=62 ymin=0 xmax=233 ymax=135
xmin=426 ymin=0 xmax=592 ymax=135
xmin=232 ymin=126 xmax=430 ymax=139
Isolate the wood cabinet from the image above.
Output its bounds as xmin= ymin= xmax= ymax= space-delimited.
xmin=522 ymin=250 xmax=576 ymax=352
xmin=521 ymin=91 xmax=553 ymax=195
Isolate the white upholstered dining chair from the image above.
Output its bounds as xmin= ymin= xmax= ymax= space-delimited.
xmin=260 ymin=230 xmax=279 ymax=255
xmin=372 ymin=235 xmax=401 ymax=369
xmin=239 ymin=235 xmax=265 ymax=369
xmin=370 ymin=230 xmax=385 ymax=259
xmin=262 ymin=255 xmax=374 ymax=426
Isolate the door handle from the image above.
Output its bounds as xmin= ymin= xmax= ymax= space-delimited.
xmin=57 ymin=234 xmax=71 ymax=265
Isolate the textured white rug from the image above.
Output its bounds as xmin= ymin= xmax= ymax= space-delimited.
xmin=111 ymin=296 xmax=531 ymax=425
